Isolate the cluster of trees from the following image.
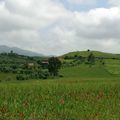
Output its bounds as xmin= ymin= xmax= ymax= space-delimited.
xmin=0 ymin=52 xmax=62 ymax=80
xmin=16 ymin=57 xmax=62 ymax=80
xmin=63 ymin=52 xmax=105 ymax=67
xmin=16 ymin=69 xmax=49 ymax=80
xmin=18 ymin=57 xmax=62 ymax=80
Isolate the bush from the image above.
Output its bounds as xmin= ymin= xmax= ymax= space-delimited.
xmin=16 ymin=74 xmax=28 ymax=80
xmin=5 ymin=76 xmax=12 ymax=81
xmin=16 ymin=69 xmax=49 ymax=80
xmin=59 ymin=75 xmax=64 ymax=78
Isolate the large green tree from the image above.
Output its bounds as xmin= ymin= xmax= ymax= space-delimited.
xmin=48 ymin=57 xmax=61 ymax=76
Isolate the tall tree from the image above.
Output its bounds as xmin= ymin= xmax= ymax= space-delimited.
xmin=48 ymin=57 xmax=61 ymax=76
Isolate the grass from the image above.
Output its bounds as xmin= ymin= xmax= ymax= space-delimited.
xmin=0 ymin=78 xmax=120 ymax=120
xmin=105 ymin=59 xmax=120 ymax=75
xmin=63 ymin=50 xmax=120 ymax=58
xmin=0 ymin=73 xmax=16 ymax=82
xmin=0 ymin=61 xmax=120 ymax=119
xmin=61 ymin=65 xmax=113 ymax=78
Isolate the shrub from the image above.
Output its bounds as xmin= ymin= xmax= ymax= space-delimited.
xmin=16 ymin=74 xmax=26 ymax=80
xmin=5 ymin=76 xmax=12 ymax=81
xmin=59 ymin=75 xmax=64 ymax=78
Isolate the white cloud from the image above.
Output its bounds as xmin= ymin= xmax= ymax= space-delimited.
xmin=0 ymin=0 xmax=68 ymax=31
xmin=0 ymin=0 xmax=120 ymax=55
xmin=108 ymin=0 xmax=120 ymax=6
xmin=73 ymin=7 xmax=120 ymax=39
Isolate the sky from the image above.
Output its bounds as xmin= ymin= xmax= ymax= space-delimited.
xmin=0 ymin=0 xmax=120 ymax=55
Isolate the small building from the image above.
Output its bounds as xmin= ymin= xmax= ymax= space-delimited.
xmin=28 ymin=63 xmax=35 ymax=67
xmin=41 ymin=60 xmax=49 ymax=69
xmin=27 ymin=63 xmax=36 ymax=69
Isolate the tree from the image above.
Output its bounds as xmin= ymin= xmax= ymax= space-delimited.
xmin=87 ymin=53 xmax=95 ymax=65
xmin=48 ymin=57 xmax=62 ymax=76
xmin=87 ymin=49 xmax=90 ymax=52
xmin=10 ymin=50 xmax=13 ymax=54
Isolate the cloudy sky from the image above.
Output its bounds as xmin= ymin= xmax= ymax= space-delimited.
xmin=0 ymin=0 xmax=120 ymax=55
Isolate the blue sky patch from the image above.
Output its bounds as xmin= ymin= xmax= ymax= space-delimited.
xmin=61 ymin=0 xmax=110 ymax=11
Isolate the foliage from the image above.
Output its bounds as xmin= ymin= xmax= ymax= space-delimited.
xmin=0 ymin=53 xmax=48 ymax=80
xmin=16 ymin=74 xmax=29 ymax=80
xmin=16 ymin=69 xmax=49 ymax=80
xmin=0 ymin=55 xmax=120 ymax=119
xmin=48 ymin=57 xmax=62 ymax=76
xmin=63 ymin=50 xmax=120 ymax=59
xmin=87 ymin=53 xmax=95 ymax=65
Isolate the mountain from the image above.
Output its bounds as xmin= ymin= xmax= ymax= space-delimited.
xmin=0 ymin=45 xmax=44 ymax=57
xmin=62 ymin=50 xmax=120 ymax=59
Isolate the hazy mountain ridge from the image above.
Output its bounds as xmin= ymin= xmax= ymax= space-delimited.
xmin=0 ymin=45 xmax=44 ymax=57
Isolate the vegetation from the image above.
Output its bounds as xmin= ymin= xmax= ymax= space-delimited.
xmin=63 ymin=50 xmax=120 ymax=59
xmin=0 ymin=68 xmax=120 ymax=119
xmin=87 ymin=53 xmax=95 ymax=65
xmin=0 ymin=52 xmax=50 ymax=80
xmin=0 ymin=50 xmax=120 ymax=119
xmin=48 ymin=57 xmax=62 ymax=76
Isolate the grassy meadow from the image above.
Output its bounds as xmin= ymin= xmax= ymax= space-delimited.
xmin=0 ymin=51 xmax=120 ymax=120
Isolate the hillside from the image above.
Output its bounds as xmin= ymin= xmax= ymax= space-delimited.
xmin=0 ymin=52 xmax=46 ymax=65
xmin=61 ymin=50 xmax=120 ymax=76
xmin=0 ymin=53 xmax=31 ymax=64
xmin=63 ymin=50 xmax=120 ymax=59
xmin=0 ymin=45 xmax=44 ymax=57
xmin=61 ymin=65 xmax=113 ymax=78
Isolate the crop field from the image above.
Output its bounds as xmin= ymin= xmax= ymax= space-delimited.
xmin=0 ymin=65 xmax=120 ymax=120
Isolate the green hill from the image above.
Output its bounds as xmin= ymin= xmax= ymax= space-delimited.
xmin=0 ymin=53 xmax=45 ymax=64
xmin=61 ymin=65 xmax=114 ymax=79
xmin=63 ymin=50 xmax=120 ymax=59
xmin=61 ymin=51 xmax=120 ymax=76
xmin=0 ymin=52 xmax=120 ymax=120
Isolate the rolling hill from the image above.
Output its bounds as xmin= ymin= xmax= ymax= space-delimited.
xmin=62 ymin=50 xmax=120 ymax=59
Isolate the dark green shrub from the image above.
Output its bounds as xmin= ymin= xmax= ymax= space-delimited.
xmin=59 ymin=75 xmax=64 ymax=78
xmin=16 ymin=74 xmax=26 ymax=80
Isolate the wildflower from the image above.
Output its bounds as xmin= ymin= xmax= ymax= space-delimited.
xmin=59 ymin=98 xmax=65 ymax=105
xmin=19 ymin=112 xmax=25 ymax=118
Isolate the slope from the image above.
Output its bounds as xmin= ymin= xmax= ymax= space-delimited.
xmin=63 ymin=50 xmax=120 ymax=59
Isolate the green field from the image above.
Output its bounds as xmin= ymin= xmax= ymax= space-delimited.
xmin=0 ymin=64 xmax=120 ymax=120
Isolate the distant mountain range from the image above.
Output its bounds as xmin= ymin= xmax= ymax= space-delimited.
xmin=0 ymin=45 xmax=44 ymax=57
